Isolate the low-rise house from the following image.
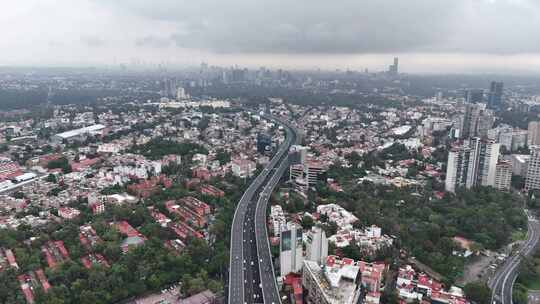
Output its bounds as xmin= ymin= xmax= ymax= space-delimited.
xmin=42 ymin=241 xmax=70 ymax=268
xmin=18 ymin=269 xmax=51 ymax=304
xmin=58 ymin=207 xmax=81 ymax=219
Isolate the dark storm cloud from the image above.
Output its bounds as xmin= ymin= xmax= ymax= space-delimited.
xmin=94 ymin=0 xmax=540 ymax=54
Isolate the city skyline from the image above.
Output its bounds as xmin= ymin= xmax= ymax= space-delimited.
xmin=2 ymin=1 xmax=540 ymax=73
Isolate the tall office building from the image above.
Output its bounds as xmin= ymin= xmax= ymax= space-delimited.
xmin=388 ymin=57 xmax=399 ymax=75
xmin=488 ymin=81 xmax=504 ymax=109
xmin=494 ymin=161 xmax=512 ymax=191
xmin=445 ymin=138 xmax=500 ymax=193
xmin=305 ymin=226 xmax=328 ymax=265
xmin=280 ymin=223 xmax=303 ymax=277
xmin=529 ymin=121 xmax=540 ymax=146
xmin=466 ymin=89 xmax=484 ymax=104
xmin=461 ymin=103 xmax=495 ymax=139
xmin=525 ymin=146 xmax=540 ymax=191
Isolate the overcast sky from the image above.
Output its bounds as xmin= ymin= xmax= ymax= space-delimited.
xmin=2 ymin=0 xmax=540 ymax=73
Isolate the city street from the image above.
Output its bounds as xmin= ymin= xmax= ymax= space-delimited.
xmin=228 ymin=115 xmax=296 ymax=304
xmin=490 ymin=211 xmax=540 ymax=304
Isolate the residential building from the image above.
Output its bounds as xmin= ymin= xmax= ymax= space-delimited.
xmin=200 ymin=184 xmax=225 ymax=197
xmin=529 ymin=121 xmax=540 ymax=146
xmin=316 ymin=204 xmax=358 ymax=228
xmin=90 ymin=202 xmax=105 ymax=215
xmin=495 ymin=161 xmax=512 ymax=191
xmin=79 ymin=225 xmax=102 ymax=249
xmin=81 ymin=253 xmax=109 ymax=269
xmin=270 ymin=205 xmax=286 ymax=237
xmin=396 ymin=265 xmax=469 ymax=304
xmin=445 ymin=138 xmax=500 ymax=193
xmin=302 ymin=255 xmax=384 ymax=304
xmin=42 ymin=241 xmax=70 ymax=268
xmin=510 ymin=154 xmax=530 ymax=176
xmin=496 ymin=128 xmax=528 ymax=152
xmin=113 ymin=221 xmax=147 ymax=253
xmin=18 ymin=269 xmax=51 ymax=304
xmin=58 ymin=207 xmax=81 ymax=219
xmin=231 ymin=159 xmax=256 ymax=178
xmin=0 ymin=248 xmax=18 ymax=270
xmin=460 ymin=103 xmax=494 ymax=139
xmin=525 ymin=146 xmax=540 ymax=191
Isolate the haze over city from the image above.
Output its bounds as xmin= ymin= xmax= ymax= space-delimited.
xmin=3 ymin=2 xmax=540 ymax=304
xmin=2 ymin=0 xmax=540 ymax=73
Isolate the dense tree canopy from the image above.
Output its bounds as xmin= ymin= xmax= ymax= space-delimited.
xmin=316 ymin=180 xmax=526 ymax=282
xmin=129 ymin=138 xmax=208 ymax=160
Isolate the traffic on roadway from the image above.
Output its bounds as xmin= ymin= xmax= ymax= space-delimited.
xmin=490 ymin=210 xmax=540 ymax=304
xmin=228 ymin=114 xmax=298 ymax=304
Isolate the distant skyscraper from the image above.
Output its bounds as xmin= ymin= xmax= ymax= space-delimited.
xmin=305 ymin=227 xmax=328 ymax=265
xmin=529 ymin=121 xmax=540 ymax=146
xmin=465 ymin=89 xmax=484 ymax=104
xmin=488 ymin=81 xmax=504 ymax=109
xmin=525 ymin=146 xmax=540 ymax=191
xmin=176 ymin=87 xmax=188 ymax=100
xmin=388 ymin=57 xmax=399 ymax=75
xmin=445 ymin=138 xmax=500 ymax=192
xmin=280 ymin=223 xmax=303 ymax=277
xmin=161 ymin=78 xmax=178 ymax=98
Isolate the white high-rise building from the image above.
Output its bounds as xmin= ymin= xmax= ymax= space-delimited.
xmin=176 ymin=87 xmax=189 ymax=100
xmin=305 ymin=226 xmax=328 ymax=265
xmin=528 ymin=122 xmax=540 ymax=146
xmin=280 ymin=223 xmax=303 ymax=277
xmin=472 ymin=138 xmax=500 ymax=187
xmin=445 ymin=138 xmax=500 ymax=193
xmin=445 ymin=146 xmax=471 ymax=193
xmin=525 ymin=146 xmax=540 ymax=191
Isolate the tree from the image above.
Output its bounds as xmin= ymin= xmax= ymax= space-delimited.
xmin=47 ymin=157 xmax=72 ymax=173
xmin=464 ymin=282 xmax=491 ymax=304
xmin=301 ymin=216 xmax=314 ymax=230
xmin=215 ymin=149 xmax=231 ymax=165
xmin=513 ymin=283 xmax=528 ymax=304
xmin=46 ymin=174 xmax=58 ymax=183
xmin=340 ymin=243 xmax=361 ymax=260
xmin=512 ymin=175 xmax=525 ymax=190
xmin=518 ymin=256 xmax=537 ymax=283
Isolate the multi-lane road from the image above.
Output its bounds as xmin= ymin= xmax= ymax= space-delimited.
xmin=490 ymin=210 xmax=540 ymax=304
xmin=228 ymin=115 xmax=297 ymax=304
